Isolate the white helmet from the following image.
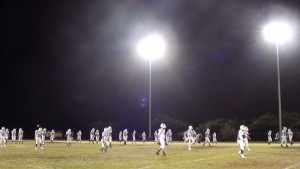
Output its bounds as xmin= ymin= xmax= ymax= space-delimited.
xmin=244 ymin=127 xmax=249 ymax=131
xmin=39 ymin=127 xmax=42 ymax=131
xmin=160 ymin=123 xmax=166 ymax=129
xmin=240 ymin=125 xmax=245 ymax=130
xmin=207 ymin=128 xmax=210 ymax=132
xmin=1 ymin=127 xmax=4 ymax=131
xmin=283 ymin=127 xmax=287 ymax=130
xmin=189 ymin=125 xmax=193 ymax=130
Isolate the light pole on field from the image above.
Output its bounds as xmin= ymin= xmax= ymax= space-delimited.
xmin=137 ymin=34 xmax=166 ymax=138
xmin=263 ymin=21 xmax=292 ymax=141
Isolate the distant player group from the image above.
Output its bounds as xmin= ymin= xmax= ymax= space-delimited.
xmin=0 ymin=124 xmax=295 ymax=159
xmin=267 ymin=127 xmax=294 ymax=147
xmin=0 ymin=127 xmax=23 ymax=148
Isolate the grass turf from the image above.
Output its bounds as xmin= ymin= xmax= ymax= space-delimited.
xmin=0 ymin=140 xmax=299 ymax=169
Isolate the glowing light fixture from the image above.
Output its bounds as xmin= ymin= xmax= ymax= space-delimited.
xmin=137 ymin=34 xmax=166 ymax=60
xmin=263 ymin=22 xmax=292 ymax=44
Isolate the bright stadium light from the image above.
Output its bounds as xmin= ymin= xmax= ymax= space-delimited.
xmin=137 ymin=34 xmax=166 ymax=60
xmin=263 ymin=22 xmax=292 ymax=44
xmin=137 ymin=33 xmax=166 ymax=138
xmin=263 ymin=21 xmax=293 ymax=143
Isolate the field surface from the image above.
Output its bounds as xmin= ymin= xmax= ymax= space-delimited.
xmin=0 ymin=140 xmax=299 ymax=169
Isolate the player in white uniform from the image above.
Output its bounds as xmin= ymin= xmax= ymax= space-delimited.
xmin=156 ymin=123 xmax=167 ymax=156
xmin=66 ymin=129 xmax=72 ymax=146
xmin=187 ymin=125 xmax=194 ymax=150
xmin=50 ymin=130 xmax=55 ymax=142
xmin=183 ymin=131 xmax=188 ymax=142
xmin=0 ymin=127 xmax=6 ymax=148
xmin=267 ymin=130 xmax=272 ymax=145
xmin=5 ymin=129 xmax=9 ymax=143
xmin=142 ymin=132 xmax=146 ymax=143
xmin=95 ymin=130 xmax=100 ymax=144
xmin=123 ymin=129 xmax=128 ymax=145
xmin=119 ymin=131 xmax=122 ymax=142
xmin=154 ymin=130 xmax=158 ymax=144
xmin=18 ymin=128 xmax=23 ymax=144
xmin=77 ymin=130 xmax=82 ymax=142
xmin=101 ymin=127 xmax=109 ymax=152
xmin=132 ymin=130 xmax=136 ymax=143
xmin=107 ymin=126 xmax=112 ymax=148
xmin=166 ymin=129 xmax=172 ymax=145
xmin=89 ymin=128 xmax=95 ymax=144
xmin=287 ymin=128 xmax=293 ymax=146
xmin=11 ymin=129 xmax=17 ymax=143
xmin=244 ymin=127 xmax=251 ymax=151
xmin=35 ymin=128 xmax=44 ymax=150
xmin=168 ymin=129 xmax=173 ymax=143
xmin=237 ymin=125 xmax=247 ymax=158
xmin=41 ymin=128 xmax=46 ymax=145
xmin=212 ymin=132 xmax=217 ymax=144
xmin=281 ymin=127 xmax=288 ymax=147
xmin=203 ymin=128 xmax=211 ymax=147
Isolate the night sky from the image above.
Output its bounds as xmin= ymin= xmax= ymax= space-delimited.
xmin=2 ymin=0 xmax=300 ymax=133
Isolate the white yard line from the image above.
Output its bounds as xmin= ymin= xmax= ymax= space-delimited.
xmin=284 ymin=162 xmax=300 ymax=169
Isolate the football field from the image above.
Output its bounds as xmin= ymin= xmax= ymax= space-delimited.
xmin=0 ymin=140 xmax=299 ymax=169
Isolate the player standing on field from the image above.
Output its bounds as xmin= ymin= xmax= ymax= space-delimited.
xmin=0 ymin=127 xmax=6 ymax=148
xmin=281 ymin=127 xmax=288 ymax=147
xmin=18 ymin=128 xmax=23 ymax=144
xmin=132 ymin=130 xmax=136 ymax=143
xmin=101 ymin=127 xmax=109 ymax=152
xmin=244 ymin=126 xmax=251 ymax=151
xmin=212 ymin=132 xmax=217 ymax=144
xmin=187 ymin=125 xmax=194 ymax=150
xmin=142 ymin=131 xmax=146 ymax=143
xmin=155 ymin=123 xmax=167 ymax=156
xmin=77 ymin=130 xmax=82 ymax=143
xmin=203 ymin=128 xmax=211 ymax=147
xmin=50 ymin=130 xmax=55 ymax=143
xmin=237 ymin=125 xmax=247 ymax=158
xmin=288 ymin=129 xmax=293 ymax=145
xmin=66 ymin=129 xmax=72 ymax=146
xmin=267 ymin=130 xmax=272 ymax=145
xmin=123 ymin=129 xmax=128 ymax=145
xmin=95 ymin=129 xmax=100 ymax=144
xmin=89 ymin=128 xmax=95 ymax=144
xmin=35 ymin=128 xmax=44 ymax=150
xmin=11 ymin=129 xmax=17 ymax=143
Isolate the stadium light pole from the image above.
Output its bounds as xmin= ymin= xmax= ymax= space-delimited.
xmin=263 ymin=21 xmax=292 ymax=141
xmin=137 ymin=34 xmax=166 ymax=138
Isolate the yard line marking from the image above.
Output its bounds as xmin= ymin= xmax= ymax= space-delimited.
xmin=284 ymin=162 xmax=300 ymax=169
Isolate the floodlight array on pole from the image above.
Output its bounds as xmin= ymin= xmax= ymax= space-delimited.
xmin=137 ymin=34 xmax=166 ymax=138
xmin=263 ymin=21 xmax=292 ymax=142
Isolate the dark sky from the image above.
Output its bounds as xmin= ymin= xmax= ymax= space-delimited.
xmin=2 ymin=0 xmax=300 ymax=132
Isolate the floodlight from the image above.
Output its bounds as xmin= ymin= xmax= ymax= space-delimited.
xmin=137 ymin=34 xmax=166 ymax=60
xmin=263 ymin=22 xmax=292 ymax=44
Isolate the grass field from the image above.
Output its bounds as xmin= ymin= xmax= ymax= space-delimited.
xmin=0 ymin=140 xmax=299 ymax=169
